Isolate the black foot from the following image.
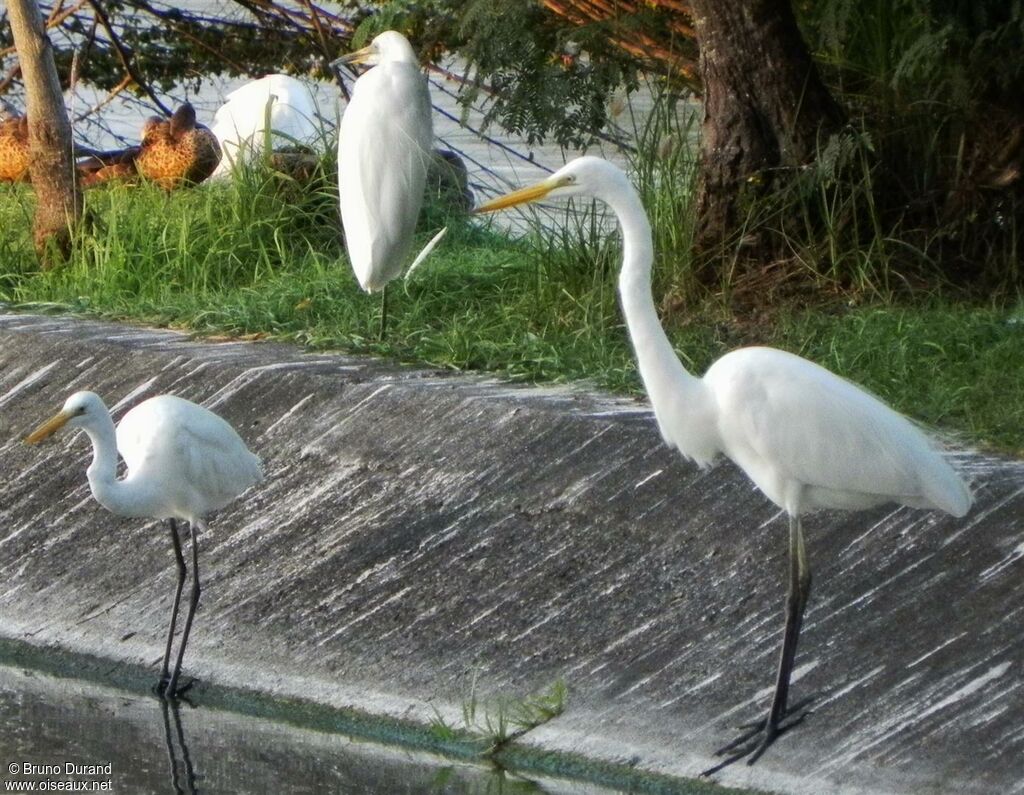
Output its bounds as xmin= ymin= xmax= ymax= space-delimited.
xmin=153 ymin=675 xmax=198 ymax=703
xmin=701 ymin=697 xmax=814 ymax=778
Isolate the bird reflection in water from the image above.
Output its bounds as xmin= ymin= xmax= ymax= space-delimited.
xmin=160 ymin=700 xmax=198 ymax=795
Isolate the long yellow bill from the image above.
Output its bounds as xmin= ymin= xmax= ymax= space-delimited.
xmin=473 ymin=180 xmax=555 ymax=214
xmin=25 ymin=410 xmax=71 ymax=445
xmin=332 ymin=44 xmax=375 ymax=67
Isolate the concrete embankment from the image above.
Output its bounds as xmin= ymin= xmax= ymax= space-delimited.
xmin=0 ymin=312 xmax=1021 ymax=795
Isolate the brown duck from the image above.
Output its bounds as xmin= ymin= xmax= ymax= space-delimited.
xmin=81 ymin=103 xmax=221 ymax=189
xmin=3 ymin=113 xmax=134 ymax=188
xmin=0 ymin=115 xmax=30 ymax=183
xmin=77 ymin=146 xmax=141 ymax=188
xmin=136 ymin=103 xmax=221 ymax=188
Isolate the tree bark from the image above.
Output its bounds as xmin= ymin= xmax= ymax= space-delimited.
xmin=6 ymin=0 xmax=83 ymax=266
xmin=690 ymin=0 xmax=844 ymax=256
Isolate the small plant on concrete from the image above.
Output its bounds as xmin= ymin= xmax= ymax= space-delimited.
xmin=508 ymin=679 xmax=568 ymax=732
xmin=427 ymin=707 xmax=461 ymax=743
xmin=456 ymin=674 xmax=568 ymax=756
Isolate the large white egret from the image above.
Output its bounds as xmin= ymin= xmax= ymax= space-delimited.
xmin=475 ymin=157 xmax=971 ymax=771
xmin=26 ymin=391 xmax=263 ymax=698
xmin=333 ymin=31 xmax=434 ymax=335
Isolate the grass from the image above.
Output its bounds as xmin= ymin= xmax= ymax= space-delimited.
xmin=429 ymin=677 xmax=569 ymax=756
xmin=1 ymin=147 xmax=1023 ymax=454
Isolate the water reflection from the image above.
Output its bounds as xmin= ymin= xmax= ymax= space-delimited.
xmin=0 ymin=666 xmax=607 ymax=794
xmin=160 ymin=701 xmax=197 ymax=795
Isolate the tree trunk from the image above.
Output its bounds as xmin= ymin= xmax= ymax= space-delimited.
xmin=6 ymin=0 xmax=83 ymax=266
xmin=690 ymin=0 xmax=844 ymax=256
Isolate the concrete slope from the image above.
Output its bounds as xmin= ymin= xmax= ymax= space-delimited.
xmin=0 ymin=313 xmax=1020 ymax=795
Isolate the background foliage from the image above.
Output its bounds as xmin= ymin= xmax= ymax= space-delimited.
xmin=2 ymin=0 xmax=1023 ymax=295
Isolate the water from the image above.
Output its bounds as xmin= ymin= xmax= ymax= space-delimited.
xmin=0 ymin=666 xmax=611 ymax=794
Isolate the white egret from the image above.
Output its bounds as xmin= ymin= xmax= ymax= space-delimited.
xmin=211 ymin=74 xmax=323 ymax=178
xmin=475 ymin=157 xmax=971 ymax=770
xmin=26 ymin=391 xmax=263 ymax=698
xmin=333 ymin=31 xmax=434 ymax=336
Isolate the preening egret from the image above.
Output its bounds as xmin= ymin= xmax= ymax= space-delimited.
xmin=0 ymin=114 xmax=29 ymax=183
xmin=211 ymin=74 xmax=322 ymax=178
xmin=136 ymin=103 xmax=222 ymax=189
xmin=26 ymin=391 xmax=262 ymax=698
xmin=334 ymin=31 xmax=434 ymax=335
xmin=475 ymin=157 xmax=972 ymax=771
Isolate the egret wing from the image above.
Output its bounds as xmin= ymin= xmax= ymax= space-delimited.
xmin=709 ymin=348 xmax=967 ymax=513
xmin=212 ymin=74 xmax=320 ymax=176
xmin=177 ymin=416 xmax=263 ymax=510
xmin=118 ymin=396 xmax=261 ymax=514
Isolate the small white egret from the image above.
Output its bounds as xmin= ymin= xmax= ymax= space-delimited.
xmin=475 ymin=157 xmax=971 ymax=770
xmin=26 ymin=391 xmax=263 ymax=698
xmin=333 ymin=31 xmax=434 ymax=335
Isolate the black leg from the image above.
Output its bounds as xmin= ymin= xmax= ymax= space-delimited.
xmin=157 ymin=519 xmax=186 ymax=696
xmin=167 ymin=522 xmax=201 ymax=698
xmin=761 ymin=514 xmax=812 ymax=733
xmin=170 ymin=698 xmax=198 ymax=793
xmin=378 ymin=283 xmax=389 ymax=340
xmin=703 ymin=515 xmax=814 ymax=776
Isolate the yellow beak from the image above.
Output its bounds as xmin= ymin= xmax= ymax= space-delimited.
xmin=332 ymin=44 xmax=376 ymax=67
xmin=473 ymin=180 xmax=556 ymax=214
xmin=25 ymin=410 xmax=72 ymax=445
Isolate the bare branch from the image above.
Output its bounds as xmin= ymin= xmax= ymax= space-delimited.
xmin=73 ymin=73 xmax=131 ymax=122
xmin=0 ymin=0 xmax=87 ymax=59
xmin=84 ymin=0 xmax=172 ymax=115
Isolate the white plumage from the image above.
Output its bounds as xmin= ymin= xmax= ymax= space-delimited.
xmin=336 ymin=31 xmax=433 ymax=292
xmin=210 ymin=74 xmax=322 ymax=178
xmin=113 ymin=394 xmax=263 ymax=520
xmin=26 ymin=390 xmax=262 ymax=698
xmin=474 ymin=156 xmax=971 ymax=770
xmin=675 ymin=345 xmax=970 ymax=516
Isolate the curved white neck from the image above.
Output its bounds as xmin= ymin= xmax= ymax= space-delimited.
xmin=603 ymin=182 xmax=719 ymax=463
xmin=605 ymin=187 xmax=698 ymax=399
xmin=82 ymin=415 xmax=153 ymax=518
